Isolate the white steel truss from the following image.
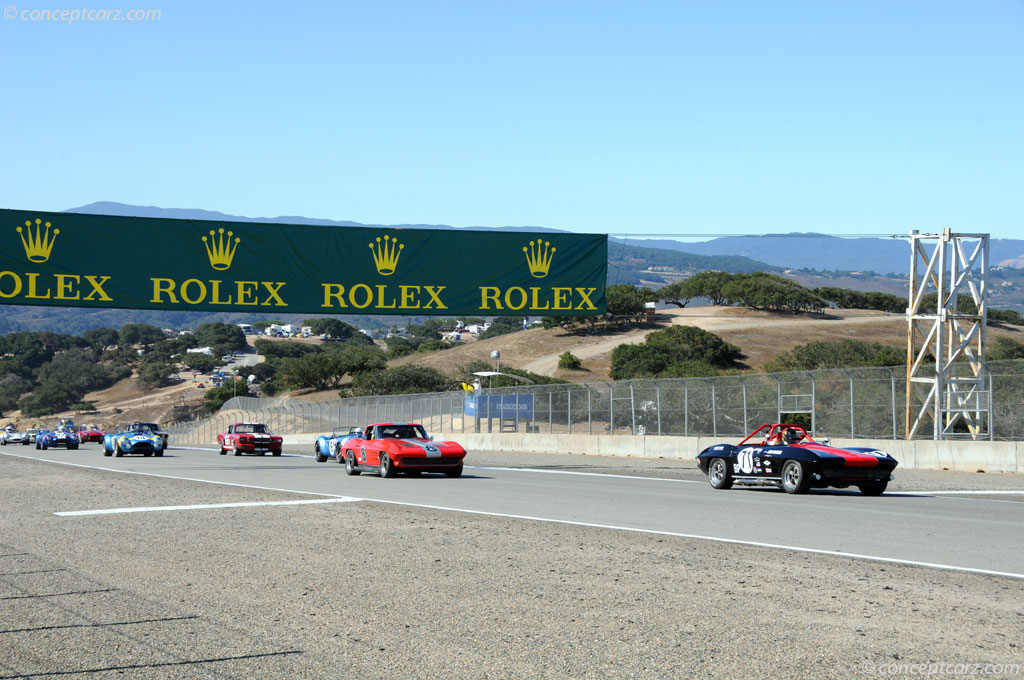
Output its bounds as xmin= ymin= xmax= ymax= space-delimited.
xmin=905 ymin=229 xmax=991 ymax=440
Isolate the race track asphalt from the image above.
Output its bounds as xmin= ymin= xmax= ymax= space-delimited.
xmin=2 ymin=444 xmax=1022 ymax=679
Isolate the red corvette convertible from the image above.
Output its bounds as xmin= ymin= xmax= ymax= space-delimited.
xmin=341 ymin=422 xmax=466 ymax=478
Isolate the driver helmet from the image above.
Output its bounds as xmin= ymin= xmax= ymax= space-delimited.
xmin=783 ymin=428 xmax=803 ymax=445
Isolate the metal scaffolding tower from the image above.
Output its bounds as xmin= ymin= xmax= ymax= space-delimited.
xmin=905 ymin=229 xmax=991 ymax=440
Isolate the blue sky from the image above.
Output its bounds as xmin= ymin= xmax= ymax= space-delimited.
xmin=1 ymin=0 xmax=1021 ymax=239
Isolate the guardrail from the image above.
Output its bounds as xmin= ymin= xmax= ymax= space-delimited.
xmin=164 ymin=360 xmax=1024 ymax=445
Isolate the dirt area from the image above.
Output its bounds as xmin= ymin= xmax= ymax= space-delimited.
xmin=5 ymin=307 xmax=1021 ymax=429
xmin=393 ymin=306 xmax=1024 ymax=380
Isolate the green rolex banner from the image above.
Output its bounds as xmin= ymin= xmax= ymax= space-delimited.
xmin=0 ymin=209 xmax=607 ymax=316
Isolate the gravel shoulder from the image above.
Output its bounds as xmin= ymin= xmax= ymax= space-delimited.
xmin=1 ymin=453 xmax=1021 ymax=679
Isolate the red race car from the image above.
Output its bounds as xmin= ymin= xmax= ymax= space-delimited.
xmin=78 ymin=425 xmax=105 ymax=443
xmin=218 ymin=422 xmax=283 ymax=456
xmin=341 ymin=422 xmax=466 ymax=478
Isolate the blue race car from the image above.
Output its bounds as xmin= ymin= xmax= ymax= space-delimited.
xmin=36 ymin=425 xmax=80 ymax=450
xmin=697 ymin=423 xmax=898 ymax=495
xmin=103 ymin=422 xmax=166 ymax=457
xmin=313 ymin=426 xmax=363 ymax=463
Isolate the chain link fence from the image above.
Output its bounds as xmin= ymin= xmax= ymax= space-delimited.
xmin=165 ymin=360 xmax=1024 ymax=446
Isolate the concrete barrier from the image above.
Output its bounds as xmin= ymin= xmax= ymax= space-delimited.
xmin=453 ymin=432 xmax=1022 ymax=473
xmin=203 ymin=428 xmax=1020 ymax=473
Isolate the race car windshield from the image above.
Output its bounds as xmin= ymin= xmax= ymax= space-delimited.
xmin=382 ymin=425 xmax=428 ymax=439
xmin=237 ymin=424 xmax=268 ymax=433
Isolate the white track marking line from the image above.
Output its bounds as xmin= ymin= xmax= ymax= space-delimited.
xmin=900 ymin=489 xmax=1024 ymax=495
xmin=0 ymin=451 xmax=350 ymax=498
xmin=5 ymin=450 xmax=1023 ymax=579
xmin=56 ymin=498 xmax=360 ymax=516
xmin=359 ymin=498 xmax=1024 ymax=581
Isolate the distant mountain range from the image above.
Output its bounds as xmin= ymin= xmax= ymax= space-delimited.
xmin=617 ymin=233 xmax=1024 ymax=277
xmin=72 ymin=202 xmax=1024 ymax=276
xmin=67 ymin=201 xmax=566 ymax=233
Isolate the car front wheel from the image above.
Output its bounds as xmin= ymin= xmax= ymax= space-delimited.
xmin=379 ymin=453 xmax=396 ymax=478
xmin=708 ymin=458 xmax=733 ymax=490
xmin=314 ymin=443 xmax=327 ymax=463
xmin=443 ymin=465 xmax=463 ymax=478
xmin=781 ymin=460 xmax=810 ymax=494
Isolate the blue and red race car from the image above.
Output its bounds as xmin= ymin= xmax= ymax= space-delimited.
xmin=697 ymin=423 xmax=897 ymax=495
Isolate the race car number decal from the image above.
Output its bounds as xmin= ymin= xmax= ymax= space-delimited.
xmin=737 ymin=447 xmax=757 ymax=474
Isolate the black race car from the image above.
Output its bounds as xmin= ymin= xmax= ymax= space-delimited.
xmin=696 ymin=423 xmax=898 ymax=495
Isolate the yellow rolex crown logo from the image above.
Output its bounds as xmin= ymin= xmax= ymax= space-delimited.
xmin=369 ymin=234 xmax=404 ymax=276
xmin=202 ymin=228 xmax=240 ymax=270
xmin=523 ymin=239 xmax=555 ymax=278
xmin=17 ymin=219 xmax=60 ymax=263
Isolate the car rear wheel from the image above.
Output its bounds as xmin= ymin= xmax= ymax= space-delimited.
xmin=708 ymin=458 xmax=733 ymax=490
xmin=314 ymin=443 xmax=327 ymax=463
xmin=443 ymin=465 xmax=463 ymax=478
xmin=379 ymin=453 xmax=396 ymax=478
xmin=781 ymin=460 xmax=810 ymax=494
xmin=345 ymin=450 xmax=361 ymax=475
xmin=858 ymin=481 xmax=888 ymax=496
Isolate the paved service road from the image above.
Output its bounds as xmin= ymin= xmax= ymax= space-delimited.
xmin=8 ymin=444 xmax=1023 ymax=578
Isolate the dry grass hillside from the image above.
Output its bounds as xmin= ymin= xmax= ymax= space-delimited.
xmin=4 ymin=306 xmax=1022 ymax=430
xmin=392 ymin=306 xmax=1017 ymax=381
